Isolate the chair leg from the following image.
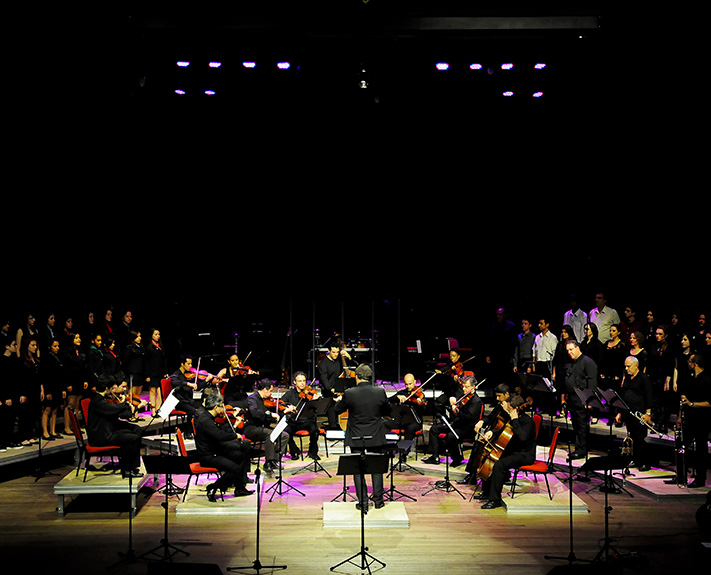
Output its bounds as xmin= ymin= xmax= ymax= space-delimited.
xmin=544 ymin=474 xmax=552 ymax=500
xmin=182 ymin=474 xmax=193 ymax=502
xmin=510 ymin=470 xmax=519 ymax=498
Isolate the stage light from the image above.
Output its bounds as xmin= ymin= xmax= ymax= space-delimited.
xmin=176 ymin=61 xmax=190 ymax=68
xmin=469 ymin=63 xmax=483 ymax=70
xmin=242 ymin=61 xmax=257 ymax=69
xmin=533 ymin=91 xmax=544 ymax=98
xmin=503 ymin=91 xmax=514 ymax=97
xmin=204 ymin=90 xmax=216 ymax=95
xmin=208 ymin=62 xmax=222 ymax=68
xmin=435 ymin=62 xmax=450 ymax=71
xmin=276 ymin=62 xmax=291 ymax=70
xmin=174 ymin=89 xmax=187 ymax=95
xmin=534 ymin=63 xmax=546 ymax=70
xmin=501 ymin=63 xmax=514 ymax=70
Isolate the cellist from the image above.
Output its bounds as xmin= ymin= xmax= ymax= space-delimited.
xmin=458 ymin=383 xmax=511 ymax=485
xmin=474 ymin=394 xmax=537 ymax=510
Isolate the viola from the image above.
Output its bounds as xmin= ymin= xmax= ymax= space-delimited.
xmin=401 ymin=386 xmax=426 ymax=405
xmin=216 ymin=404 xmax=245 ymax=429
xmin=264 ymin=395 xmax=289 ymax=411
xmin=298 ymin=386 xmax=319 ymax=401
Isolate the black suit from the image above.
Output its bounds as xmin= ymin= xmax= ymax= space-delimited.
xmin=564 ymin=353 xmax=598 ymax=454
xmin=193 ymin=406 xmax=249 ymax=491
xmin=428 ymin=392 xmax=483 ymax=464
xmin=621 ymin=370 xmax=654 ymax=467
xmin=334 ymin=381 xmax=391 ymax=507
xmin=87 ymin=393 xmax=142 ymax=474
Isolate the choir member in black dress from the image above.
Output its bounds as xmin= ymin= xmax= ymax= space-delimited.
xmin=62 ymin=333 xmax=89 ymax=433
xmin=40 ymin=338 xmax=65 ymax=440
xmin=144 ymin=328 xmax=167 ymax=416
xmin=17 ymin=337 xmax=41 ymax=446
xmin=1 ymin=339 xmax=21 ymax=449
xmin=122 ymin=330 xmax=147 ymax=407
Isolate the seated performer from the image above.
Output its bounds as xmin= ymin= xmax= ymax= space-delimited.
xmin=386 ymin=372 xmax=426 ymax=462
xmin=474 ymin=393 xmax=537 ymax=509
xmin=318 ymin=343 xmax=353 ymax=430
xmin=422 ymin=374 xmax=482 ymax=467
xmin=215 ymin=354 xmax=259 ymax=403
xmin=169 ymin=354 xmax=213 ymax=417
xmin=193 ymin=391 xmax=254 ymax=500
xmin=245 ymin=378 xmax=291 ymax=474
xmin=433 ymin=348 xmax=466 ymax=415
xmin=334 ymin=363 xmax=391 ymax=512
xmin=459 ymin=383 xmax=511 ymax=484
xmin=281 ymin=371 xmax=322 ymax=461
xmin=87 ymin=373 xmax=147 ymax=478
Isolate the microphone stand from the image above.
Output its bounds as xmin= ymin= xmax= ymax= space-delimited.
xmin=227 ymin=469 xmax=287 ymax=574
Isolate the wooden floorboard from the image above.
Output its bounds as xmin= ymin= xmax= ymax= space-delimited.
xmin=2 ymin=438 xmax=709 ymax=575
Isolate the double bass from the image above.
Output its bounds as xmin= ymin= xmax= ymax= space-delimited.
xmin=476 ymin=393 xmax=533 ymax=481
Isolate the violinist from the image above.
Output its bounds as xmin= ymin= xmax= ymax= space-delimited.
xmin=169 ymin=355 xmax=212 ymax=417
xmin=459 ymin=384 xmax=511 ymax=485
xmin=422 ymin=374 xmax=482 ymax=468
xmin=434 ymin=348 xmax=465 ymax=401
xmin=87 ymin=373 xmax=146 ymax=478
xmin=318 ymin=343 xmax=353 ymax=430
xmin=245 ymin=379 xmax=290 ymax=474
xmin=386 ymin=373 xmax=425 ymax=462
xmin=281 ymin=371 xmax=322 ymax=460
xmin=194 ymin=391 xmax=254 ymax=500
xmin=216 ymin=354 xmax=259 ymax=403
xmin=474 ymin=394 xmax=537 ymax=509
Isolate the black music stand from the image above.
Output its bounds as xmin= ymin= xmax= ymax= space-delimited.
xmin=227 ymin=469 xmax=287 ymax=575
xmin=422 ymin=415 xmax=465 ymax=499
xmin=140 ymin=455 xmax=192 ymax=562
xmin=330 ymin=452 xmax=388 ymax=575
xmin=265 ymin=417 xmax=306 ymax=502
xmin=383 ymin=438 xmax=417 ymax=502
xmin=597 ymin=388 xmax=635 ymax=481
xmin=290 ymin=398 xmax=331 ymax=477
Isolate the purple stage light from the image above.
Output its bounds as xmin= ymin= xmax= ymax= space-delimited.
xmin=176 ymin=61 xmax=190 ymax=68
xmin=276 ymin=62 xmax=291 ymax=70
xmin=533 ymin=91 xmax=544 ymax=98
xmin=435 ymin=62 xmax=450 ymax=71
xmin=534 ymin=63 xmax=546 ymax=70
xmin=501 ymin=63 xmax=514 ymax=70
xmin=208 ymin=62 xmax=222 ymax=68
xmin=174 ymin=89 xmax=187 ymax=95
xmin=503 ymin=91 xmax=514 ymax=97
xmin=242 ymin=61 xmax=257 ymax=69
xmin=469 ymin=63 xmax=483 ymax=71
xmin=204 ymin=90 xmax=216 ymax=95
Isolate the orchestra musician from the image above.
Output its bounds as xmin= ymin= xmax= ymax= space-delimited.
xmin=245 ymin=378 xmax=291 ymax=474
xmin=434 ymin=348 xmax=466 ymax=405
xmin=458 ymin=383 xmax=511 ymax=484
xmin=281 ymin=371 xmax=322 ymax=461
xmin=169 ymin=355 xmax=214 ymax=417
xmin=680 ymin=354 xmax=711 ymax=488
xmin=473 ymin=393 xmax=537 ymax=509
xmin=333 ymin=363 xmax=391 ymax=512
xmin=615 ymin=356 xmax=654 ymax=472
xmin=87 ymin=373 xmax=147 ymax=478
xmin=215 ymin=354 xmax=259 ymax=403
xmin=422 ymin=374 xmax=482 ymax=467
xmin=194 ymin=390 xmax=254 ymax=500
xmin=318 ymin=343 xmax=353 ymax=430
xmin=386 ymin=373 xmax=425 ymax=463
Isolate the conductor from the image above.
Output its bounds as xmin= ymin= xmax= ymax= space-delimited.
xmin=334 ymin=363 xmax=391 ymax=512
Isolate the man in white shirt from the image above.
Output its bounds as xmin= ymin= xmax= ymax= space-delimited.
xmin=533 ymin=318 xmax=558 ymax=379
xmin=563 ymin=295 xmax=588 ymax=343
xmin=590 ymin=293 xmax=620 ymax=344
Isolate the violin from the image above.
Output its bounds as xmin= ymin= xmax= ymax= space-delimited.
xmin=298 ymin=386 xmax=320 ymax=401
xmin=187 ymin=368 xmax=220 ymax=382
xmin=401 ymin=386 xmax=426 ymax=405
xmin=264 ymin=395 xmax=290 ymax=411
xmin=216 ymin=404 xmax=245 ymax=429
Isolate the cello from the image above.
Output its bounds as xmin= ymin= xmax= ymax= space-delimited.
xmin=476 ymin=393 xmax=533 ymax=481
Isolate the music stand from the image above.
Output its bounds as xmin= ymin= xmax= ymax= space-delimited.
xmin=383 ymin=437 xmax=417 ymax=502
xmin=571 ymin=387 xmax=604 ymax=475
xmin=140 ymin=455 xmax=192 ymax=562
xmin=330 ymin=452 xmax=388 ymax=575
xmin=227 ymin=469 xmax=287 ymax=575
xmin=156 ymin=391 xmax=185 ymax=497
xmin=422 ymin=415 xmax=465 ymax=499
xmin=265 ymin=416 xmax=305 ymax=502
xmin=597 ymin=388 xmax=635 ymax=482
xmin=290 ymin=398 xmax=331 ymax=477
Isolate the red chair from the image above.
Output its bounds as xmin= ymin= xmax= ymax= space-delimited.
xmin=160 ymin=378 xmax=188 ymax=421
xmin=175 ymin=427 xmax=223 ymax=502
xmin=68 ymin=405 xmax=121 ymax=482
xmin=509 ymin=426 xmax=560 ymax=500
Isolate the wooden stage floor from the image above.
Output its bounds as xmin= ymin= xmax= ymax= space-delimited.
xmin=1 ymin=430 xmax=709 ymax=575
